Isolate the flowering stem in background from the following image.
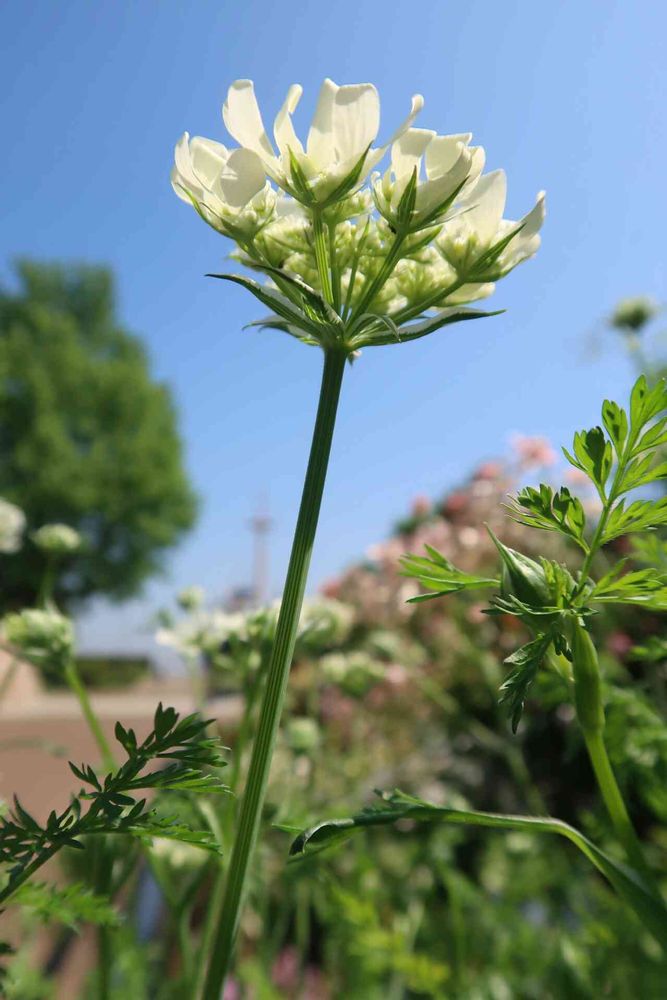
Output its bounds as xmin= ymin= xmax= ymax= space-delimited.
xmin=64 ymin=658 xmax=116 ymax=772
xmin=201 ymin=348 xmax=346 ymax=998
xmin=38 ymin=555 xmax=56 ymax=608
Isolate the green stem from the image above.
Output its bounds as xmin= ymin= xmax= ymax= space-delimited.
xmin=38 ymin=556 xmax=56 ymax=607
xmin=64 ymin=659 xmax=116 ymax=772
xmin=200 ymin=348 xmax=347 ymax=998
xmin=349 ymin=231 xmax=406 ymax=323
xmin=312 ymin=211 xmax=334 ymax=304
xmin=328 ymin=221 xmax=341 ymax=313
xmin=583 ymin=727 xmax=650 ymax=880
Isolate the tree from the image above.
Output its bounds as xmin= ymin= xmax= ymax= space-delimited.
xmin=0 ymin=261 xmax=198 ymax=609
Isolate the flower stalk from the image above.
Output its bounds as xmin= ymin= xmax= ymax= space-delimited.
xmin=200 ymin=348 xmax=346 ymax=997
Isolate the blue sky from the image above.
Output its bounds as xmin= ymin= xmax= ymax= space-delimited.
xmin=1 ymin=1 xmax=665 ymax=663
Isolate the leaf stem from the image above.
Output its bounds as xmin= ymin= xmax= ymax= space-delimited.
xmin=200 ymin=348 xmax=347 ymax=998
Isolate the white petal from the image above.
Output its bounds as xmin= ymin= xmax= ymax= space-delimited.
xmin=190 ymin=136 xmax=229 ymax=188
xmin=415 ymin=146 xmax=472 ymax=216
xmin=215 ymin=147 xmax=267 ymax=209
xmin=365 ymin=93 xmax=424 ymax=173
xmin=223 ymin=80 xmax=276 ymax=165
xmin=462 ymin=169 xmax=507 ymax=245
xmin=273 ymin=84 xmax=304 ymax=157
xmin=520 ymin=190 xmax=546 ymax=237
xmin=171 ymin=165 xmax=197 ymax=204
xmin=173 ymin=134 xmax=203 ymax=199
xmin=383 ymin=93 xmax=424 ymax=149
xmin=391 ymin=128 xmax=435 ymax=184
xmin=425 ymin=134 xmax=469 ymax=179
xmin=331 ymin=83 xmax=380 ymax=162
xmin=307 ymin=78 xmax=338 ymax=163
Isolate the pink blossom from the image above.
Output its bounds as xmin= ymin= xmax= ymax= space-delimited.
xmin=473 ymin=461 xmax=504 ymax=481
xmin=411 ymin=494 xmax=432 ymax=517
xmin=272 ymin=946 xmax=300 ymax=991
xmin=607 ymin=631 xmax=634 ymax=658
xmin=511 ymin=434 xmax=557 ymax=468
xmin=223 ymin=980 xmax=241 ymax=1000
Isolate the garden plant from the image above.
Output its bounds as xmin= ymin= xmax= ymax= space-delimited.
xmin=0 ymin=77 xmax=665 ymax=998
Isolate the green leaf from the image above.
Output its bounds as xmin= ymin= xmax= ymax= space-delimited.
xmin=634 ymin=416 xmax=667 ymax=454
xmin=602 ymin=496 xmax=667 ymax=542
xmin=602 ymin=400 xmax=629 ymax=458
xmin=629 ymin=375 xmax=667 ymax=435
xmin=499 ymin=633 xmax=553 ymax=732
xmin=591 ymin=563 xmax=667 ymax=610
xmin=400 ymin=545 xmax=499 ymax=600
xmin=289 ymin=790 xmax=667 ymax=951
xmin=566 ymin=427 xmax=613 ymax=494
xmin=506 ymin=484 xmax=587 ymax=546
xmin=12 ymin=881 xmax=120 ymax=928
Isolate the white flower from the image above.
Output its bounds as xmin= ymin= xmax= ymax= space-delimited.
xmin=0 ymin=498 xmax=25 ymax=554
xmin=176 ymin=585 xmax=205 ymax=612
xmin=32 ymin=523 xmax=82 ymax=556
xmin=437 ymin=170 xmax=545 ymax=279
xmin=222 ymin=78 xmax=423 ymax=205
xmin=374 ymin=128 xmax=483 ymax=229
xmin=2 ymin=608 xmax=74 ymax=674
xmin=171 ymin=134 xmax=276 ymax=237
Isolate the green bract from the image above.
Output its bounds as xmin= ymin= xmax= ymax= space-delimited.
xmin=172 ymin=78 xmax=545 ymax=355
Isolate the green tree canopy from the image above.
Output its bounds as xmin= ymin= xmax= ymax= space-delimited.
xmin=0 ymin=261 xmax=198 ymax=609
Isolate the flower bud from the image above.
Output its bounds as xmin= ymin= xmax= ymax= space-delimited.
xmin=285 ymin=717 xmax=321 ymax=755
xmin=488 ymin=529 xmax=552 ymax=608
xmin=32 ymin=523 xmax=82 ymax=556
xmin=177 ymin=585 xmax=205 ymax=612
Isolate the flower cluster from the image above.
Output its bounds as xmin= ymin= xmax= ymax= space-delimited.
xmin=172 ymin=79 xmax=545 ymax=353
xmin=156 ymin=593 xmax=353 ymax=680
xmin=1 ymin=607 xmax=75 ymax=675
xmin=32 ymin=523 xmax=82 ymax=557
xmin=0 ymin=498 xmax=25 ymax=554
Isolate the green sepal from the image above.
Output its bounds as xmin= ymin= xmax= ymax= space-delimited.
xmin=355 ymin=307 xmax=503 ymax=349
xmin=486 ymin=528 xmax=553 ymax=607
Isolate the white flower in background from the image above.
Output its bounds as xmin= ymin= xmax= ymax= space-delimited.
xmin=297 ymin=598 xmax=354 ymax=648
xmin=437 ymin=170 xmax=545 ymax=280
xmin=171 ymin=134 xmax=276 ymax=237
xmin=222 ymin=78 xmax=423 ymax=204
xmin=285 ymin=717 xmax=321 ymax=755
xmin=156 ymin=610 xmax=248 ymax=662
xmin=0 ymin=498 xmax=25 ymax=554
xmin=1 ymin=608 xmax=74 ymax=674
xmin=32 ymin=523 xmax=82 ymax=556
xmin=177 ymin=585 xmax=205 ymax=612
xmin=373 ymin=128 xmax=483 ymax=229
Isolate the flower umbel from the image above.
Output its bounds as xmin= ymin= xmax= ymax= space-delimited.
xmin=172 ymin=78 xmax=545 ymax=355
